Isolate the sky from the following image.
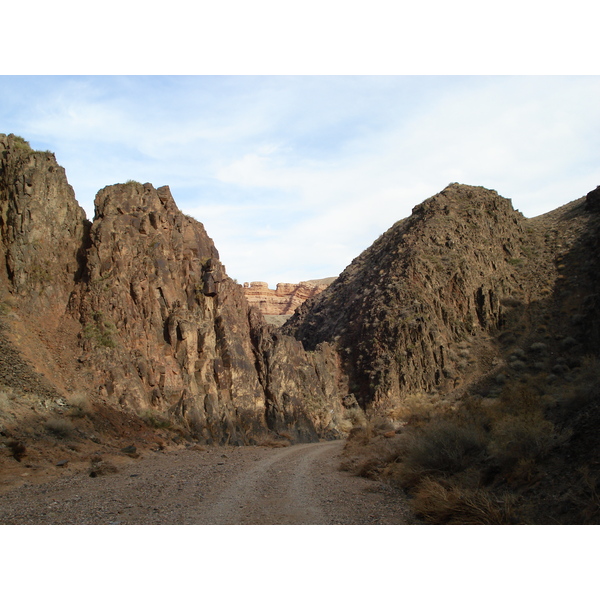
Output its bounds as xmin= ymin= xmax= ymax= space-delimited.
xmin=2 ymin=75 xmax=599 ymax=286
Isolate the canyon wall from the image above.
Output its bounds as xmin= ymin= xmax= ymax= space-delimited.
xmin=0 ymin=134 xmax=348 ymax=444
xmin=243 ymin=279 xmax=333 ymax=318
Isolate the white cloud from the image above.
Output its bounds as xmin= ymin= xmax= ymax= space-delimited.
xmin=2 ymin=75 xmax=599 ymax=284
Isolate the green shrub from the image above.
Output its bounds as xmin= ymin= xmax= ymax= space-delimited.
xmin=141 ymin=410 xmax=172 ymax=429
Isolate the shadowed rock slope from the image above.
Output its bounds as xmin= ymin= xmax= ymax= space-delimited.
xmin=284 ymin=183 xmax=580 ymax=408
xmin=0 ymin=134 xmax=347 ymax=455
xmin=286 ymin=182 xmax=600 ymax=523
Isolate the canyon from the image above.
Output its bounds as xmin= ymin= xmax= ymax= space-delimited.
xmin=242 ymin=278 xmax=334 ymax=325
xmin=1 ymin=132 xmax=599 ymax=524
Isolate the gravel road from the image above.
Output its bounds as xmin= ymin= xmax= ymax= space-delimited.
xmin=0 ymin=440 xmax=416 ymax=525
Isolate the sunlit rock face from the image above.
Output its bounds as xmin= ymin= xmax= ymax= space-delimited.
xmin=0 ymin=135 xmax=348 ymax=444
xmin=243 ymin=280 xmax=333 ymax=318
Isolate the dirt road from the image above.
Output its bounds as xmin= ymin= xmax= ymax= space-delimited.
xmin=0 ymin=440 xmax=416 ymax=525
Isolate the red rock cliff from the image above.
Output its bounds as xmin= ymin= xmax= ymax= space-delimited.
xmin=243 ymin=279 xmax=333 ymax=316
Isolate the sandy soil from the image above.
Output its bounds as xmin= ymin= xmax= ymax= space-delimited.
xmin=0 ymin=440 xmax=417 ymax=525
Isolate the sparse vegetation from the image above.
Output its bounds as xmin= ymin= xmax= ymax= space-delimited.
xmin=10 ymin=135 xmax=32 ymax=153
xmin=6 ymin=439 xmax=27 ymax=462
xmin=44 ymin=417 xmax=76 ymax=439
xmin=83 ymin=311 xmax=117 ymax=348
xmin=340 ymin=365 xmax=597 ymax=524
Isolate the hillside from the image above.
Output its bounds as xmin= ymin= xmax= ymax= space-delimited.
xmin=285 ymin=183 xmax=600 ymax=523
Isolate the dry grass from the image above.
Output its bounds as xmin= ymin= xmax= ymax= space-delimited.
xmin=254 ymin=434 xmax=291 ymax=448
xmin=411 ymin=478 xmax=521 ymax=524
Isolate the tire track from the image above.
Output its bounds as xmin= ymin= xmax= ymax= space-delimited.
xmin=194 ymin=442 xmax=339 ymax=524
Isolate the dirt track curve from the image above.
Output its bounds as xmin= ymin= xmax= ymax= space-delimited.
xmin=0 ymin=440 xmax=416 ymax=525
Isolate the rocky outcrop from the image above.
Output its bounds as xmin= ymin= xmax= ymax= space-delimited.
xmin=243 ymin=279 xmax=333 ymax=317
xmin=0 ymin=134 xmax=88 ymax=313
xmin=284 ymin=184 xmax=550 ymax=408
xmin=73 ymin=181 xmax=346 ymax=443
xmin=0 ymin=135 xmax=347 ymax=444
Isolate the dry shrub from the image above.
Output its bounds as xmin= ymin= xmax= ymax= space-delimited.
xmin=390 ymin=393 xmax=441 ymax=424
xmin=254 ymin=434 xmax=290 ymax=448
xmin=411 ymin=478 xmax=521 ymax=524
xmin=571 ymin=467 xmax=600 ymax=524
xmin=489 ymin=414 xmax=567 ymax=463
xmin=399 ymin=417 xmax=487 ymax=477
xmin=89 ymin=456 xmax=118 ymax=477
xmin=66 ymin=393 xmax=92 ymax=418
xmin=340 ymin=429 xmax=404 ymax=478
xmin=494 ymin=382 xmax=545 ymax=417
xmin=345 ymin=407 xmax=368 ymax=429
xmin=6 ymin=439 xmax=27 ymax=462
xmin=504 ymin=457 xmax=540 ymax=487
xmin=44 ymin=417 xmax=76 ymax=439
xmin=554 ymin=356 xmax=600 ymax=416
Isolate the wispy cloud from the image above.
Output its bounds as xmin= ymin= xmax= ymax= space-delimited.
xmin=1 ymin=75 xmax=599 ymax=284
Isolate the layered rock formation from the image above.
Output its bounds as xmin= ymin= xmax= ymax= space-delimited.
xmin=0 ymin=134 xmax=347 ymax=444
xmin=243 ymin=279 xmax=333 ymax=321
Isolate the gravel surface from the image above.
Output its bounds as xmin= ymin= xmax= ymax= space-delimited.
xmin=0 ymin=440 xmax=417 ymax=525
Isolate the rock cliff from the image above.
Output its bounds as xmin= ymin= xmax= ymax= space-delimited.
xmin=0 ymin=134 xmax=347 ymax=446
xmin=243 ymin=279 xmax=333 ymax=322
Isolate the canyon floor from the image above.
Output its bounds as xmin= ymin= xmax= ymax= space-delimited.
xmin=0 ymin=440 xmax=417 ymax=525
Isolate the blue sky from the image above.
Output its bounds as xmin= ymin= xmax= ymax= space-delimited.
xmin=2 ymin=75 xmax=599 ymax=285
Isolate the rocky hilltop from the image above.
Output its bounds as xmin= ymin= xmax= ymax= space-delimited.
xmin=243 ymin=278 xmax=334 ymax=325
xmin=0 ymin=134 xmax=347 ymax=454
xmin=285 ymin=182 xmax=600 ymax=524
xmin=284 ymin=183 xmax=583 ymax=407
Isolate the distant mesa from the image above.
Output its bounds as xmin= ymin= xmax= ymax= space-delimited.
xmin=243 ymin=278 xmax=335 ymax=325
